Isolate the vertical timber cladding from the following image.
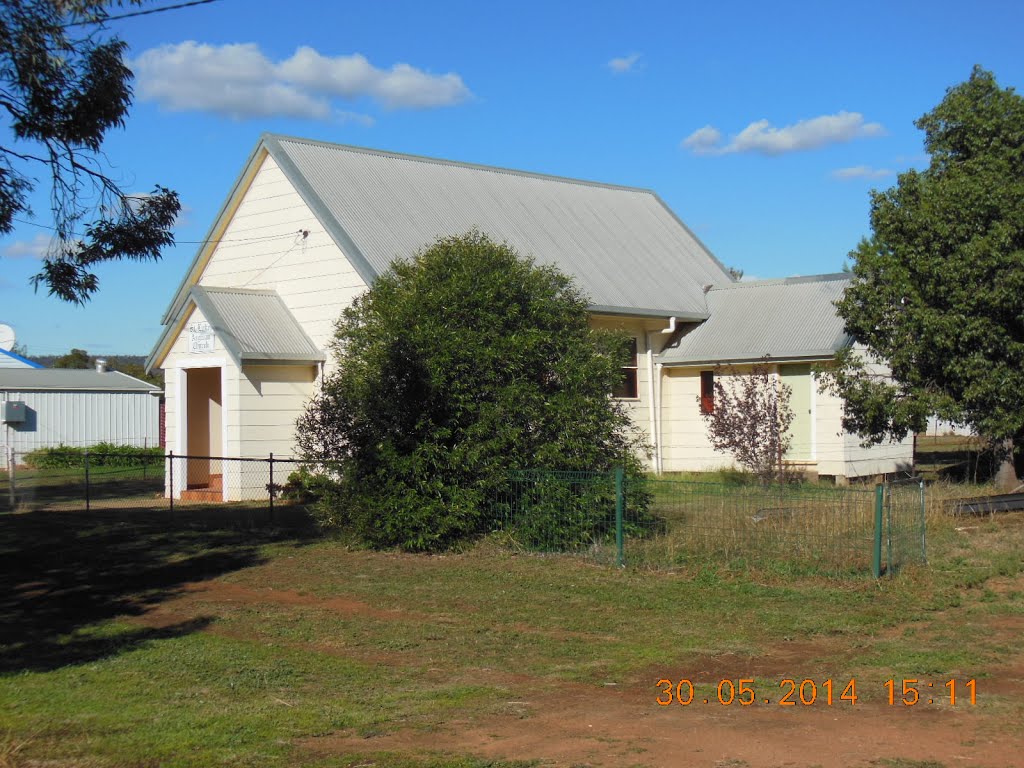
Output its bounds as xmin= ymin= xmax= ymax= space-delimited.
xmin=779 ymin=363 xmax=813 ymax=462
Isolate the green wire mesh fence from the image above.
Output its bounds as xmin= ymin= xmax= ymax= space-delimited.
xmin=882 ymin=476 xmax=928 ymax=574
xmin=497 ymin=470 xmax=927 ymax=578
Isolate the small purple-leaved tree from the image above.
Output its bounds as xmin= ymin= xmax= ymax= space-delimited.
xmin=700 ymin=358 xmax=795 ymax=483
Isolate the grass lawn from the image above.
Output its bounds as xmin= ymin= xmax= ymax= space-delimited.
xmin=914 ymin=434 xmax=995 ymax=483
xmin=1 ymin=503 xmax=1023 ymax=767
xmin=0 ymin=462 xmax=166 ymax=513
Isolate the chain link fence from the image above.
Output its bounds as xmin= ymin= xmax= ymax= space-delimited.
xmin=1 ymin=450 xmax=928 ymax=576
xmin=0 ymin=450 xmax=310 ymax=525
xmin=497 ymin=471 xmax=927 ymax=578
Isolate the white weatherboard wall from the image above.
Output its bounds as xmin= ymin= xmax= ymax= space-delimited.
xmin=162 ymin=307 xmax=318 ymax=500
xmin=659 ymin=363 xmax=912 ymax=479
xmin=196 ymin=153 xmax=368 ymax=367
xmin=814 ymin=378 xmax=848 ymax=478
xmin=1 ymin=389 xmax=159 ymax=468
xmin=162 ymin=306 xmax=231 ymax=456
xmin=842 ymin=430 xmax=915 ymax=478
xmin=660 ymin=366 xmax=742 ymax=472
xmin=590 ymin=315 xmax=680 ymax=470
xmin=836 ymin=348 xmax=914 ymax=479
xmin=158 ymin=151 xmax=372 ymax=495
xmin=237 ymin=364 xmax=316 ymax=458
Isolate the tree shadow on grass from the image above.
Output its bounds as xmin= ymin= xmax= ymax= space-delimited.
xmin=0 ymin=507 xmax=316 ymax=673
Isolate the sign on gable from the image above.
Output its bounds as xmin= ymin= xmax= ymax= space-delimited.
xmin=188 ymin=322 xmax=215 ymax=354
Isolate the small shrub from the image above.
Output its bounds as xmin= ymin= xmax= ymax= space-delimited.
xmin=505 ymin=470 xmax=656 ymax=552
xmin=701 ymin=359 xmax=796 ymax=484
xmin=280 ymin=466 xmax=346 ymax=528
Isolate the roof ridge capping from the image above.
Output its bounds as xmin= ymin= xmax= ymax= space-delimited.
xmin=710 ymin=272 xmax=851 ymax=291
xmin=262 ymin=132 xmax=658 ymax=195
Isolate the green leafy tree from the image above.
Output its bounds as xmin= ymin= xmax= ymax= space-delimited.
xmin=109 ymin=358 xmax=162 ymax=387
xmin=824 ymin=67 xmax=1024 ymax=487
xmin=1 ymin=1 xmax=180 ymax=303
xmin=296 ymin=231 xmax=648 ymax=551
xmin=52 ymin=347 xmax=91 ymax=368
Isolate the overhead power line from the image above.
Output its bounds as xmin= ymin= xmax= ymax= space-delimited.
xmin=64 ymin=0 xmax=222 ymax=27
xmin=10 ymin=217 xmax=305 ymax=246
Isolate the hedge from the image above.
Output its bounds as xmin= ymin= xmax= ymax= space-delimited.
xmin=22 ymin=443 xmax=164 ymax=469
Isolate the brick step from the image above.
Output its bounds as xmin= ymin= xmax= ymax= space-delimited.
xmin=181 ymin=473 xmax=223 ymax=502
xmin=179 ymin=488 xmax=223 ymax=502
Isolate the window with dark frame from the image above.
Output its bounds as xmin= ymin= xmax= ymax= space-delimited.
xmin=612 ymin=338 xmax=639 ymax=399
xmin=700 ymin=370 xmax=714 ymax=414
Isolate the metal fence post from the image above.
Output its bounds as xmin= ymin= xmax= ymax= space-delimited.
xmin=872 ymin=483 xmax=884 ymax=579
xmin=84 ymin=450 xmax=91 ymax=512
xmin=168 ymin=450 xmax=174 ymax=514
xmin=886 ymin=487 xmax=894 ymax=576
xmin=919 ymin=479 xmax=927 ymax=564
xmin=615 ymin=467 xmax=624 ymax=568
xmin=268 ymin=452 xmax=275 ymax=522
xmin=7 ymin=446 xmax=15 ymax=508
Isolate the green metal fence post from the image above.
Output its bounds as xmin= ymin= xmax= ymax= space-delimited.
xmin=886 ymin=487 xmax=894 ymax=576
xmin=872 ymin=483 xmax=884 ymax=578
xmin=615 ymin=467 xmax=624 ymax=568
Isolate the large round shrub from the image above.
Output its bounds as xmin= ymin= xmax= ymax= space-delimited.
xmin=296 ymin=231 xmax=648 ymax=551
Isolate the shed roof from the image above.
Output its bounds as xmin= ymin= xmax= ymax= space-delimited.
xmin=658 ymin=273 xmax=853 ymax=366
xmin=189 ymin=286 xmax=325 ymax=366
xmin=0 ymin=369 xmax=160 ymax=392
xmin=0 ymin=348 xmax=44 ymax=369
xmin=160 ymin=134 xmax=733 ymax=328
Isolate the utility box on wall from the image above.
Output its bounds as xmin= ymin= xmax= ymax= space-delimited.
xmin=2 ymin=400 xmax=26 ymax=424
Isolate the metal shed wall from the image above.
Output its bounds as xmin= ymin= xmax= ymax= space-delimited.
xmin=1 ymin=389 xmax=160 ymax=468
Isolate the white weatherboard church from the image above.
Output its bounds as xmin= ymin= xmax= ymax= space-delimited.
xmin=147 ymin=134 xmax=912 ymax=501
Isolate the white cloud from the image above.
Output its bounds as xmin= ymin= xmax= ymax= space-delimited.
xmin=608 ymin=53 xmax=641 ymax=73
xmin=337 ymin=111 xmax=375 ymax=127
xmin=3 ymin=233 xmax=50 ymax=260
xmin=681 ymin=125 xmax=722 ymax=154
xmin=132 ymin=42 xmax=472 ymax=120
xmin=682 ymin=111 xmax=885 ymax=156
xmin=278 ymin=47 xmax=470 ymax=109
xmin=831 ymin=165 xmax=894 ymax=180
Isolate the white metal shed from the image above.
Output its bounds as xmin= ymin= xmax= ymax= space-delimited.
xmin=1 ymin=368 xmax=162 ymax=468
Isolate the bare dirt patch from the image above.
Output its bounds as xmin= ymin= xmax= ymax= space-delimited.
xmin=136 ymin=578 xmax=418 ymax=625
xmin=648 ymin=639 xmax=855 ymax=683
xmin=128 ymin=558 xmax=1024 ymax=767
xmin=294 ymin=591 xmax=1024 ymax=768
xmin=303 ymin=681 xmax=1019 ymax=768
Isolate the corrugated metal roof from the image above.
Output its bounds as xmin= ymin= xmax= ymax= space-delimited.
xmin=266 ymin=134 xmax=732 ymax=317
xmin=0 ymin=369 xmax=160 ymax=392
xmin=0 ymin=348 xmax=43 ymax=369
xmin=658 ymin=274 xmax=853 ymax=365
xmin=190 ymin=286 xmax=325 ymax=364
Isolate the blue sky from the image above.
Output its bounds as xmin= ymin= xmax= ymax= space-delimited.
xmin=2 ymin=0 xmax=1023 ymax=357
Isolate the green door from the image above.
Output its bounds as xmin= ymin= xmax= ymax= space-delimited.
xmin=779 ymin=364 xmax=813 ymax=462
